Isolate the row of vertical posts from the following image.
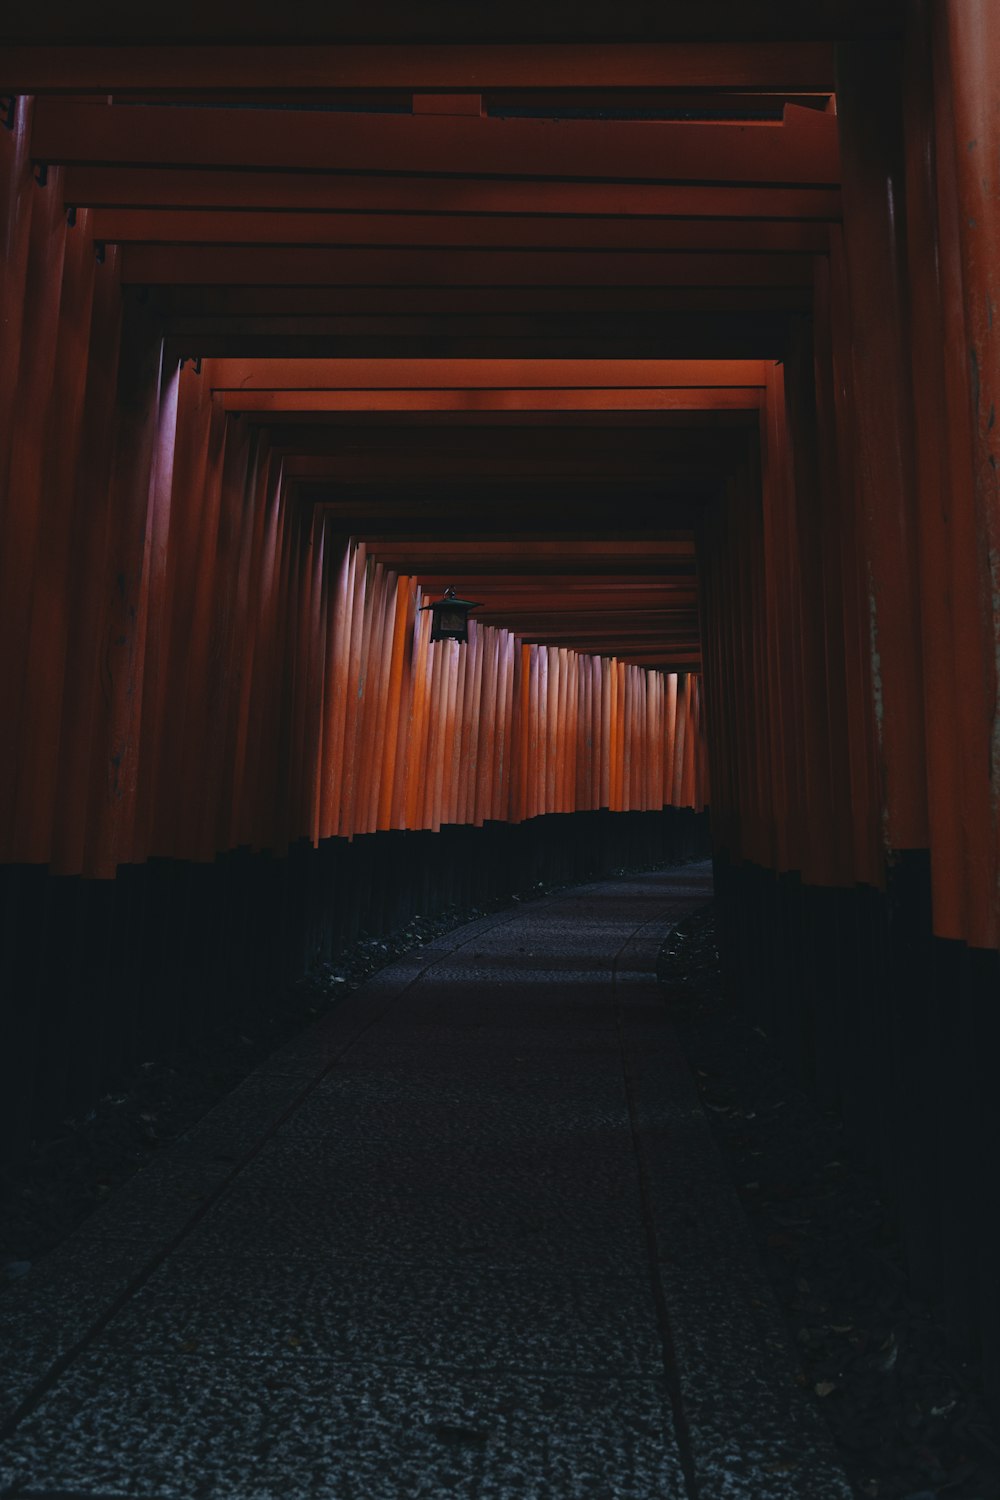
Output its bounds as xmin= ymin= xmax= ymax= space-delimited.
xmin=700 ymin=2 xmax=1000 ymax=1406
xmin=295 ymin=536 xmax=706 ymax=844
xmin=702 ymin=4 xmax=1000 ymax=952
xmin=0 ymin=94 xmax=705 ymax=879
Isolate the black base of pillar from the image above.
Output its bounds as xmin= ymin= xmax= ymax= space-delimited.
xmin=714 ymin=850 xmax=1000 ymax=1418
xmin=0 ymin=808 xmax=710 ymax=1168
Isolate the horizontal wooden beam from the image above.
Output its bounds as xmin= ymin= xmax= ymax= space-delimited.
xmin=205 ymin=357 xmax=768 ymax=389
xmin=92 ymin=209 xmax=830 ymax=254
xmin=123 ymin=245 xmax=815 ymax=287
xmin=220 ymin=388 xmax=763 ymax=413
xmin=1 ymin=42 xmax=836 ymax=91
xmin=359 ymin=539 xmax=694 ymax=560
xmin=0 ymin=2 xmax=905 ymax=46
xmin=65 ymin=167 xmax=842 ymax=220
xmin=32 ymin=100 xmax=840 ymax=183
xmin=152 ymin=284 xmax=811 ymax=316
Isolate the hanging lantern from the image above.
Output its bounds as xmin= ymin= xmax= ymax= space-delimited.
xmin=420 ymin=586 xmax=482 ymax=644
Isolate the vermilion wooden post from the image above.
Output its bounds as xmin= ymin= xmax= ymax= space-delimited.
xmin=178 ymin=392 xmax=231 ymax=860
xmin=760 ymin=366 xmax=794 ymax=871
xmin=0 ymin=160 xmax=69 ymax=857
xmin=338 ymin=542 xmax=369 ymax=838
xmin=403 ymin=600 xmax=430 ymax=831
xmin=900 ymin=1 xmax=973 ymax=940
xmin=447 ymin=627 xmax=467 ymax=827
xmin=11 ymin=172 xmax=98 ymax=864
xmin=494 ymin=634 xmax=513 ymax=823
xmin=282 ymin=501 xmax=309 ymax=851
xmin=837 ymin=40 xmax=929 ymax=857
xmin=567 ymin=650 xmax=579 ymax=815
xmin=318 ymin=533 xmax=351 ymax=840
xmin=782 ymin=331 xmax=842 ymax=888
xmin=202 ymin=416 xmax=259 ymax=850
xmin=264 ymin=468 xmax=300 ymax=855
xmin=810 ymin=255 xmax=863 ymax=889
xmin=357 ymin=563 xmax=391 ymax=833
xmin=664 ymin=672 xmax=678 ymax=813
xmin=826 ymin=228 xmax=883 ymax=888
xmin=304 ymin=510 xmax=329 ymax=846
xmin=388 ymin=576 xmax=417 ymax=832
xmin=142 ymin=361 xmax=210 ymax=857
xmin=518 ymin=643 xmax=532 ymax=823
xmin=474 ymin=629 xmax=497 ymax=826
xmin=378 ymin=575 xmax=409 ymax=832
xmin=463 ymin=630 xmax=480 ymax=826
xmin=941 ymin=0 xmax=1000 ymax=949
xmin=86 ymin=309 xmax=169 ymax=877
xmin=682 ymin=674 xmax=698 ymax=809
xmin=225 ymin=438 xmax=269 ymax=847
xmin=672 ymin=672 xmax=688 ymax=807
xmin=530 ymin=645 xmax=543 ymax=822
xmin=440 ymin=639 xmax=459 ymax=828
xmin=50 ymin=236 xmax=123 ymax=875
xmin=424 ymin=631 xmax=446 ymax=832
xmin=544 ymin=645 xmax=557 ymax=815
xmin=0 ymin=98 xmax=35 ymax=546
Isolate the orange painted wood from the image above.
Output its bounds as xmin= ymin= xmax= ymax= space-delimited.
xmin=402 ymin=602 xmax=431 ymax=832
xmin=337 ymin=542 xmax=369 ymax=838
xmin=442 ymin=641 xmax=462 ymax=827
xmin=837 ymin=43 xmax=929 ymax=854
xmin=378 ymin=576 xmax=410 ymax=832
xmin=12 ymin=190 xmax=98 ymax=864
xmin=388 ymin=578 xmax=418 ymax=832
xmin=359 ymin=564 xmax=393 ymax=834
xmin=209 ymin=358 xmax=766 ymax=392
xmin=825 ymin=228 xmax=884 ymax=886
xmin=49 ymin=232 xmax=124 ymax=875
xmin=0 ymin=159 xmax=70 ymax=857
xmin=939 ymin=0 xmax=1000 ymax=947
xmin=31 ymin=100 xmax=840 ymax=186
xmin=87 ymin=310 xmax=171 ymax=877
xmin=221 ymin=389 xmax=763 ymax=415
xmin=421 ymin=631 xmax=444 ymax=832
xmin=318 ymin=536 xmax=352 ymax=840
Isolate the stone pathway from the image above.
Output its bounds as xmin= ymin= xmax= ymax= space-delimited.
xmin=0 ymin=865 xmax=852 ymax=1499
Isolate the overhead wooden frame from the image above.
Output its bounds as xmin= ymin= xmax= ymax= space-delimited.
xmin=2 ymin=35 xmax=838 ymax=676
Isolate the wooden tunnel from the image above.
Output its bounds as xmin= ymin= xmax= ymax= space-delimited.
xmin=2 ymin=0 xmax=1000 ymax=1413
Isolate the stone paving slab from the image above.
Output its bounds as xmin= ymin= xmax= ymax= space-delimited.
xmin=0 ymin=863 xmax=853 ymax=1499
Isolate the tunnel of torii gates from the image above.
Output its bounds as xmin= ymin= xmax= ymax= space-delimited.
xmin=2 ymin=0 xmax=1000 ymax=1406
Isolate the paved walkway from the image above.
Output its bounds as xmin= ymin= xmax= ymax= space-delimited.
xmin=0 ymin=865 xmax=851 ymax=1500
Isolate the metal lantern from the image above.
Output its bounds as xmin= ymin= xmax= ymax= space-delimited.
xmin=420 ymin=586 xmax=482 ymax=645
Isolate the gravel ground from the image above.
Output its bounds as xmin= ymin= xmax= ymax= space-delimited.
xmin=0 ymin=865 xmax=649 ymax=1277
xmin=0 ymin=894 xmax=531 ymax=1276
xmin=659 ymin=902 xmax=1000 ymax=1500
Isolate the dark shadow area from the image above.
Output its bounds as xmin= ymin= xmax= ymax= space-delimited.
xmin=661 ymin=903 xmax=1000 ymax=1499
xmin=1 ymin=808 xmax=709 ymax=1272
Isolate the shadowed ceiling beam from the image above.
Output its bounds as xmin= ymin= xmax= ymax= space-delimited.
xmin=65 ymin=169 xmax=841 ymax=220
xmin=1 ymin=42 xmax=835 ymax=91
xmin=31 ymin=99 xmax=839 ymax=183
xmin=122 ymin=246 xmax=815 ymax=285
xmin=92 ymin=210 xmax=830 ymax=254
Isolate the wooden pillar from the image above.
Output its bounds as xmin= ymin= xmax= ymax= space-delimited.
xmin=836 ymin=41 xmax=929 ymax=856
